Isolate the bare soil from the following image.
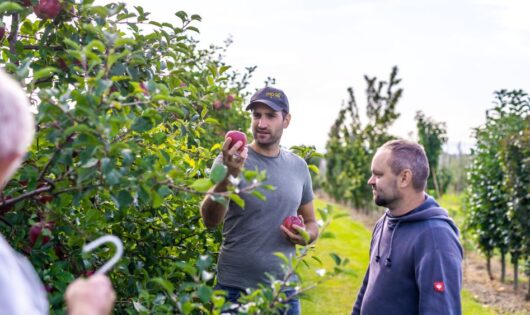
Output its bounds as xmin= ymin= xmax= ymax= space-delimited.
xmin=463 ymin=250 xmax=529 ymax=314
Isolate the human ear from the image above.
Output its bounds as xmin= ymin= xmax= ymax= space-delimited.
xmin=399 ymin=169 xmax=413 ymax=188
xmin=283 ymin=113 xmax=291 ymax=128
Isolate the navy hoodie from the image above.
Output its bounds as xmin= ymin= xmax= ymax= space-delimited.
xmin=352 ymin=196 xmax=463 ymax=315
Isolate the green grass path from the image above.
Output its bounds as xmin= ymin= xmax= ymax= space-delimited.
xmin=299 ymin=198 xmax=496 ymax=315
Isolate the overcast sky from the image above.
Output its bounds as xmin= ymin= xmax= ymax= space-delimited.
xmin=99 ymin=0 xmax=530 ymax=153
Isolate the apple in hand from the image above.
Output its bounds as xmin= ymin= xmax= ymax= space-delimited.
xmin=225 ymin=130 xmax=247 ymax=152
xmin=283 ymin=215 xmax=305 ymax=233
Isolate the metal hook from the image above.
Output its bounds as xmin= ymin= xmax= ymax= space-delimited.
xmin=82 ymin=235 xmax=123 ymax=275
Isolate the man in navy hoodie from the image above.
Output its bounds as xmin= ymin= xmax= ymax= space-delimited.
xmin=352 ymin=139 xmax=463 ymax=315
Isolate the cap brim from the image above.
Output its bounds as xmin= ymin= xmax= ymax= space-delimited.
xmin=245 ymin=100 xmax=283 ymax=112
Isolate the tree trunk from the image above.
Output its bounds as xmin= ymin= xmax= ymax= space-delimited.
xmin=527 ymin=277 xmax=529 ymax=300
xmin=513 ymin=259 xmax=519 ymax=290
xmin=431 ymin=168 xmax=441 ymax=198
xmin=501 ymin=252 xmax=506 ymax=283
xmin=487 ymin=254 xmax=494 ymax=280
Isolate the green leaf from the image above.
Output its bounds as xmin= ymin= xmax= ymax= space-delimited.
xmin=229 ymin=193 xmax=245 ymax=208
xmin=273 ymin=252 xmax=289 ymax=265
xmin=329 ymin=252 xmax=342 ymax=266
xmin=0 ymin=2 xmax=23 ymax=14
xmin=33 ymin=67 xmax=59 ymax=81
xmin=311 ymin=255 xmax=323 ymax=266
xmin=251 ymin=190 xmax=266 ymax=201
xmin=191 ymin=178 xmax=213 ymax=193
xmin=317 ymin=207 xmax=329 ymax=222
xmin=294 ymin=226 xmax=310 ymax=244
xmin=198 ymin=285 xmax=212 ymax=303
xmin=210 ymin=164 xmax=227 ymax=184
xmin=150 ymin=277 xmax=174 ymax=294
xmin=319 ymin=231 xmax=336 ymax=239
xmin=210 ymin=194 xmax=228 ymax=207
xmin=308 ymin=164 xmax=320 ymax=174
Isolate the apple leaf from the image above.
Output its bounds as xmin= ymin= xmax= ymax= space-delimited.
xmin=329 ymin=252 xmax=342 ymax=266
xmin=311 ymin=255 xmax=323 ymax=266
xmin=273 ymin=252 xmax=289 ymax=265
xmin=308 ymin=164 xmax=319 ymax=174
xmin=209 ymin=194 xmax=228 ymax=207
xmin=198 ymin=285 xmax=212 ymax=303
xmin=319 ymin=231 xmax=336 ymax=239
xmin=229 ymin=193 xmax=245 ymax=208
xmin=210 ymin=164 xmax=227 ymax=184
xmin=294 ymin=226 xmax=310 ymax=244
xmin=251 ymin=190 xmax=266 ymax=201
xmin=191 ymin=178 xmax=213 ymax=193
xmin=150 ymin=277 xmax=175 ymax=294
xmin=0 ymin=2 xmax=23 ymax=14
xmin=317 ymin=207 xmax=329 ymax=222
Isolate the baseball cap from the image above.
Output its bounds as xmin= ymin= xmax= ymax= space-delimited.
xmin=245 ymin=86 xmax=289 ymax=113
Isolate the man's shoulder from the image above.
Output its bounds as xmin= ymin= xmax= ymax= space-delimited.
xmin=280 ymin=148 xmax=308 ymax=165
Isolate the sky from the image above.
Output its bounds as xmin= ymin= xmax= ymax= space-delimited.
xmin=98 ymin=0 xmax=530 ymax=153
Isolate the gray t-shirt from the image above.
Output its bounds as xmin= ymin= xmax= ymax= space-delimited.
xmin=0 ymin=234 xmax=49 ymax=314
xmin=214 ymin=146 xmax=314 ymax=290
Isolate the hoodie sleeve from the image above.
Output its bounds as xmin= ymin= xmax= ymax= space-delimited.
xmin=414 ymin=223 xmax=463 ymax=315
xmin=351 ymin=266 xmax=369 ymax=315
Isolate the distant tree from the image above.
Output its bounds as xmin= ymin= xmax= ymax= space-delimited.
xmin=415 ymin=111 xmax=449 ymax=197
xmin=466 ymin=90 xmax=529 ymax=288
xmin=324 ymin=67 xmax=402 ymax=209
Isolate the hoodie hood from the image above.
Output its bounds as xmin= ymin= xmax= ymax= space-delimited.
xmin=374 ymin=195 xmax=460 ymax=268
xmin=385 ymin=195 xmax=459 ymax=235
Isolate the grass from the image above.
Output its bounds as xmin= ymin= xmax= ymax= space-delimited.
xmin=299 ymin=197 xmax=497 ymax=315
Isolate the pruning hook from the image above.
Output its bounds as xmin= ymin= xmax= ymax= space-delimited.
xmin=82 ymin=235 xmax=123 ymax=275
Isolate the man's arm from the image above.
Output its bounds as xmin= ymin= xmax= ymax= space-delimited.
xmin=416 ymin=227 xmax=463 ymax=315
xmin=200 ymin=138 xmax=247 ymax=229
xmin=351 ymin=267 xmax=370 ymax=315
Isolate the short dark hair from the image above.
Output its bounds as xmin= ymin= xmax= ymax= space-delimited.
xmin=380 ymin=139 xmax=430 ymax=191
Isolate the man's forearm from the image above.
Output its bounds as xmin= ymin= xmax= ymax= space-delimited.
xmin=200 ymin=180 xmax=230 ymax=228
xmin=305 ymin=221 xmax=319 ymax=244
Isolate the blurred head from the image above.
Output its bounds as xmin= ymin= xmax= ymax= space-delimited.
xmin=0 ymin=70 xmax=35 ymax=189
xmin=367 ymin=139 xmax=429 ymax=208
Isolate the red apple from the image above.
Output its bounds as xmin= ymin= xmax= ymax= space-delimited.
xmin=0 ymin=195 xmax=14 ymax=214
xmin=283 ymin=215 xmax=305 ymax=233
xmin=226 ymin=94 xmax=235 ymax=103
xmin=37 ymin=194 xmax=54 ymax=204
xmin=225 ymin=130 xmax=247 ymax=152
xmin=29 ymin=222 xmax=53 ymax=247
xmin=0 ymin=27 xmax=5 ymax=41
xmin=33 ymin=0 xmax=62 ymax=20
xmin=139 ymin=82 xmax=149 ymax=96
xmin=213 ymin=100 xmax=222 ymax=109
xmin=224 ymin=101 xmax=232 ymax=109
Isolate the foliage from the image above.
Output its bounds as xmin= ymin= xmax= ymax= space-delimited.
xmin=465 ymin=89 xmax=529 ymax=288
xmin=324 ymin=66 xmax=402 ymax=209
xmin=415 ymin=110 xmax=450 ymax=197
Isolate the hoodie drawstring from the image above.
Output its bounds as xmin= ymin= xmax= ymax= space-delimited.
xmin=375 ymin=216 xmax=386 ymax=263
xmin=385 ymin=221 xmax=400 ymax=267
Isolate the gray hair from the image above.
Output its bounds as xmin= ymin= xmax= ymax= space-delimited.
xmin=380 ymin=139 xmax=430 ymax=192
xmin=0 ymin=69 xmax=35 ymax=159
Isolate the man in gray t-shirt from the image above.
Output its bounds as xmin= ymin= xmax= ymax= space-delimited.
xmin=201 ymin=87 xmax=319 ymax=315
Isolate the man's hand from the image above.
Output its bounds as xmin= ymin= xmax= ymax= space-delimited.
xmin=65 ymin=274 xmax=116 ymax=315
xmin=222 ymin=137 xmax=248 ymax=177
xmin=280 ymin=215 xmax=309 ymax=245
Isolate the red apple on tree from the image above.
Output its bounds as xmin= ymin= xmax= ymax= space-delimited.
xmin=29 ymin=221 xmax=53 ymax=247
xmin=33 ymin=0 xmax=62 ymax=20
xmin=213 ymin=100 xmax=222 ymax=109
xmin=225 ymin=130 xmax=247 ymax=152
xmin=283 ymin=215 xmax=305 ymax=233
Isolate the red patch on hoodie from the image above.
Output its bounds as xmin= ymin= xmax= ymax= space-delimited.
xmin=434 ymin=281 xmax=445 ymax=293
